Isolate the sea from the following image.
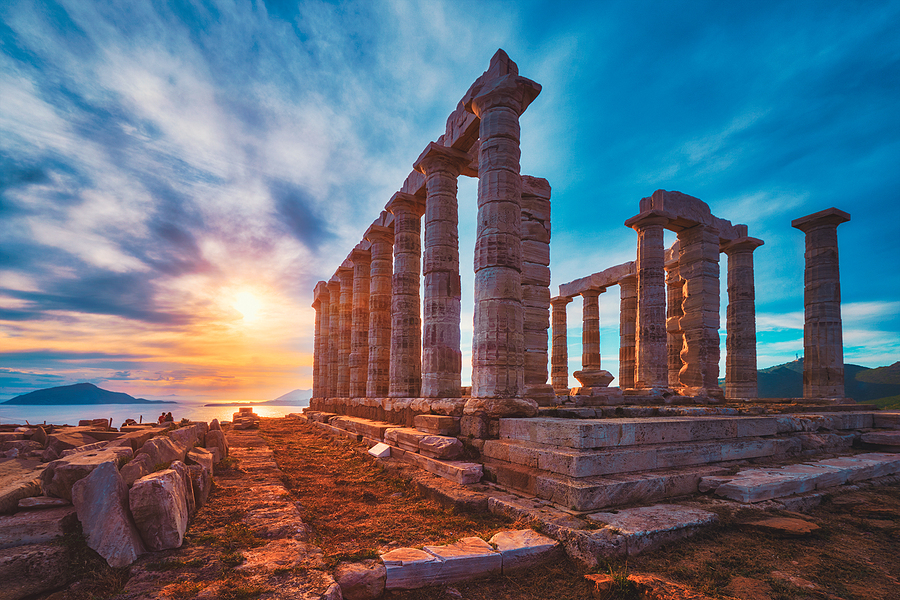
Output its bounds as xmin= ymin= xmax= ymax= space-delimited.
xmin=0 ymin=399 xmax=310 ymax=428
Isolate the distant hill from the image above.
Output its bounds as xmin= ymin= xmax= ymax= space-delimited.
xmin=3 ymin=382 xmax=175 ymax=405
xmin=733 ymin=359 xmax=900 ymax=406
xmin=203 ymin=389 xmax=311 ymax=407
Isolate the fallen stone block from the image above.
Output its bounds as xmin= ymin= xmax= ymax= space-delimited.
xmin=60 ymin=440 xmax=107 ymax=457
xmin=489 ymin=529 xmax=561 ymax=571
xmin=418 ymin=435 xmax=463 ymax=460
xmin=120 ymin=453 xmax=154 ymax=486
xmin=334 ymin=559 xmax=386 ymax=600
xmin=186 ymin=447 xmax=214 ymax=476
xmin=0 ymin=506 xmax=77 ymax=550
xmin=72 ymin=461 xmax=145 ymax=567
xmin=206 ymin=429 xmax=229 ymax=459
xmin=171 ymin=460 xmax=196 ymax=515
xmin=384 ymin=428 xmax=426 ymax=452
xmin=0 ymin=468 xmax=42 ymax=514
xmin=382 ymin=547 xmax=441 ymax=590
xmin=0 ymin=543 xmax=71 ymax=600
xmin=45 ymin=431 xmax=100 ymax=455
xmin=586 ymin=504 xmax=718 ymax=556
xmin=422 ymin=537 xmax=501 ymax=584
xmin=414 ymin=415 xmax=460 ymax=436
xmin=138 ymin=436 xmax=187 ymax=467
xmin=40 ymin=447 xmax=133 ymax=501
xmin=129 ymin=468 xmax=190 ymax=551
xmin=205 ymin=445 xmax=222 ymax=463
xmin=368 ymin=443 xmax=391 ymax=459
xmin=17 ymin=496 xmax=70 ymax=510
xmin=188 ymin=464 xmax=211 ymax=508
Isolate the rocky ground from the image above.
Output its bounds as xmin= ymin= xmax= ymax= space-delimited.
xmin=42 ymin=417 xmax=900 ymax=600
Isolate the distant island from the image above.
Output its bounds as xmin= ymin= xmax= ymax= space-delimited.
xmin=203 ymin=388 xmax=311 ymax=407
xmin=2 ymin=382 xmax=176 ymax=405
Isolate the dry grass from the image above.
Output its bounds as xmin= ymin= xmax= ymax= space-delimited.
xmin=259 ymin=418 xmax=513 ymax=558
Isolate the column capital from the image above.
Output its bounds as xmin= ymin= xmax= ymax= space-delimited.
xmin=625 ymin=209 xmax=674 ymax=231
xmin=386 ymin=191 xmax=425 ymax=217
xmin=464 ymin=74 xmax=542 ymax=117
xmin=364 ymin=224 xmax=394 ymax=244
xmin=349 ymin=247 xmax=371 ymax=265
xmin=618 ymin=273 xmax=637 ymax=285
xmin=336 ymin=262 xmax=353 ymax=278
xmin=413 ymin=142 xmax=473 ymax=177
xmin=326 ymin=277 xmax=341 ymax=293
xmin=581 ymin=287 xmax=605 ymax=299
xmin=722 ymin=236 xmax=764 ymax=255
xmin=550 ymin=295 xmax=574 ymax=307
xmin=792 ymin=207 xmax=850 ymax=233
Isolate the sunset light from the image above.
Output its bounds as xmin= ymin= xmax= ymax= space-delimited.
xmin=232 ymin=290 xmax=263 ymax=322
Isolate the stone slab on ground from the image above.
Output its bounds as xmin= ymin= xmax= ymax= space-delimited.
xmin=0 ymin=542 xmax=71 ymax=600
xmin=382 ymin=547 xmax=440 ymax=590
xmin=489 ymin=529 xmax=561 ymax=571
xmin=17 ymin=496 xmax=70 ymax=509
xmin=0 ymin=506 xmax=76 ymax=549
xmin=585 ymin=504 xmax=719 ymax=556
xmin=395 ymin=448 xmax=482 ymax=485
xmin=382 ymin=538 xmax=501 ymax=590
xmin=861 ymin=431 xmax=900 ymax=449
xmin=0 ymin=460 xmax=43 ymax=514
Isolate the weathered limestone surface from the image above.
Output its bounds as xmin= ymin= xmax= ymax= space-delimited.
xmin=618 ymin=274 xmax=637 ymax=390
xmin=337 ymin=263 xmax=354 ymax=398
xmin=335 ymin=559 xmax=386 ymax=600
xmin=0 ymin=543 xmax=71 ymax=600
xmin=550 ymin=296 xmax=572 ymax=395
xmin=723 ymin=236 xmax=764 ymax=399
xmin=413 ymin=414 xmax=460 ymax=436
xmin=71 ymin=460 xmax=145 ymax=567
xmin=586 ymin=505 xmax=718 ymax=556
xmin=364 ymin=223 xmax=394 ymax=398
xmin=311 ymin=281 xmax=328 ymax=398
xmin=129 ymin=468 xmax=190 ymax=551
xmin=350 ymin=247 xmax=371 ymax=398
xmin=489 ymin=529 xmax=561 ymax=571
xmin=792 ymin=208 xmax=851 ymax=398
xmin=665 ymin=250 xmax=684 ymax=388
xmin=388 ymin=192 xmax=426 ymax=398
xmin=326 ymin=278 xmax=342 ymax=397
xmin=0 ymin=506 xmax=76 ymax=550
xmin=677 ymin=224 xmax=723 ymax=398
xmin=40 ymin=447 xmax=132 ymax=501
xmin=625 ymin=210 xmax=671 ymax=389
xmin=465 ymin=70 xmax=541 ymax=399
xmin=415 ymin=142 xmax=470 ymax=398
xmin=382 ymin=547 xmax=439 ymax=590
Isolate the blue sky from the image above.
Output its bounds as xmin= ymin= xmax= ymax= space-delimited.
xmin=1 ymin=0 xmax=898 ymax=400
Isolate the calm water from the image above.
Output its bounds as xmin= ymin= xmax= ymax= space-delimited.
xmin=0 ymin=400 xmax=309 ymax=428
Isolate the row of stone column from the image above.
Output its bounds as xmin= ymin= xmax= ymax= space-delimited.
xmin=311 ymin=73 xmax=544 ymax=401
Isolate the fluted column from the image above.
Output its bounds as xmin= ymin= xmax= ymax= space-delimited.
xmin=311 ymin=281 xmax=329 ymax=399
xmin=677 ymin=224 xmax=723 ymax=398
xmin=326 ymin=278 xmax=341 ymax=397
xmin=550 ymin=296 xmax=573 ymax=395
xmin=414 ymin=143 xmax=470 ymax=398
xmin=466 ymin=73 xmax=541 ymax=398
xmin=723 ymin=236 xmax=764 ymax=399
xmin=625 ymin=210 xmax=671 ymax=389
xmin=665 ymin=255 xmax=684 ymax=389
xmin=581 ymin=289 xmax=602 ymax=370
xmin=349 ymin=248 xmax=371 ymax=398
xmin=364 ymin=224 xmax=394 ymax=398
xmin=618 ymin=274 xmax=637 ymax=390
xmin=387 ymin=192 xmax=425 ymax=398
xmin=337 ymin=264 xmax=354 ymax=397
xmin=792 ymin=208 xmax=850 ymax=399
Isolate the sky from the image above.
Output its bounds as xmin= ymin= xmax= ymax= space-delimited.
xmin=1 ymin=0 xmax=898 ymax=402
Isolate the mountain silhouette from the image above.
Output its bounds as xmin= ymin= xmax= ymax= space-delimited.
xmin=3 ymin=382 xmax=175 ymax=405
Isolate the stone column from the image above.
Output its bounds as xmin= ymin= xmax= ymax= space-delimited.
xmin=387 ymin=192 xmax=425 ymax=398
xmin=465 ymin=73 xmax=541 ymax=399
xmin=665 ymin=254 xmax=684 ymax=389
xmin=364 ymin=224 xmax=394 ymax=398
xmin=792 ymin=208 xmax=851 ymax=399
xmin=581 ymin=289 xmax=602 ymax=370
xmin=311 ymin=281 xmax=329 ymax=399
xmin=723 ymin=236 xmax=764 ymax=399
xmin=349 ymin=248 xmax=371 ymax=398
xmin=677 ymin=224 xmax=723 ymax=398
xmin=550 ymin=296 xmax=573 ymax=395
xmin=521 ymin=176 xmax=554 ymax=403
xmin=326 ymin=278 xmax=341 ymax=398
xmin=337 ymin=263 xmax=354 ymax=398
xmin=624 ymin=210 xmax=671 ymax=390
xmin=414 ymin=143 xmax=470 ymax=398
xmin=618 ymin=274 xmax=637 ymax=390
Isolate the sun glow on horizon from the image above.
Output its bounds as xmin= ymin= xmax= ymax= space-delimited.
xmin=232 ymin=290 xmax=263 ymax=322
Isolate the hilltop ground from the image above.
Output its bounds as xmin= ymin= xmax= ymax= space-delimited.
xmin=52 ymin=417 xmax=900 ymax=600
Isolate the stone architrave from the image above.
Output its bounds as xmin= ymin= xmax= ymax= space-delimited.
xmin=618 ymin=274 xmax=637 ymax=390
xmin=337 ymin=263 xmax=354 ymax=398
xmin=312 ymin=281 xmax=329 ymax=399
xmin=723 ymin=236 xmax=764 ymax=399
xmin=624 ymin=210 xmax=672 ymax=390
xmin=364 ymin=224 xmax=394 ymax=398
xmin=792 ymin=208 xmax=851 ymax=399
xmin=414 ymin=142 xmax=470 ymax=398
xmin=326 ymin=278 xmax=341 ymax=398
xmin=550 ymin=296 xmax=572 ymax=395
xmin=465 ymin=72 xmax=541 ymax=399
xmin=387 ymin=192 xmax=426 ymax=398
xmin=665 ymin=253 xmax=684 ymax=388
xmin=521 ymin=176 xmax=554 ymax=403
xmin=677 ymin=224 xmax=723 ymax=398
xmin=349 ymin=248 xmax=372 ymax=398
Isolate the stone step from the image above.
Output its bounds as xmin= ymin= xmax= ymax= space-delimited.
xmin=483 ymin=459 xmax=730 ymax=511
xmin=483 ymin=435 xmax=800 ymax=478
xmin=499 ymin=416 xmax=779 ymax=450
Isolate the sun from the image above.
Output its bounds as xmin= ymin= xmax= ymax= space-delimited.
xmin=232 ymin=290 xmax=263 ymax=321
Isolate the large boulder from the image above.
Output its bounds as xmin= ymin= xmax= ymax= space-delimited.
xmin=206 ymin=429 xmax=229 ymax=459
xmin=170 ymin=424 xmax=204 ymax=451
xmin=120 ymin=453 xmax=154 ymax=486
xmin=40 ymin=447 xmax=133 ymax=501
xmin=129 ymin=469 xmax=190 ymax=551
xmin=186 ymin=447 xmax=214 ymax=476
xmin=137 ymin=436 xmax=186 ymax=468
xmin=187 ymin=464 xmax=212 ymax=508
xmin=45 ymin=431 xmax=99 ymax=456
xmin=170 ymin=461 xmax=196 ymax=516
xmin=71 ymin=461 xmax=145 ymax=567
